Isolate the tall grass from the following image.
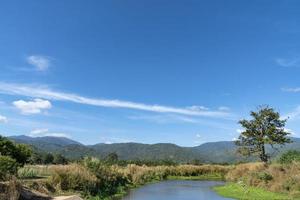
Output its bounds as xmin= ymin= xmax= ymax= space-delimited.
xmin=225 ymin=162 xmax=300 ymax=197
xmin=38 ymin=158 xmax=230 ymax=198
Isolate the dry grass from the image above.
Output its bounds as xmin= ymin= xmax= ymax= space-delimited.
xmin=225 ymin=162 xmax=300 ymax=197
xmin=49 ymin=164 xmax=97 ymax=193
xmin=0 ymin=178 xmax=21 ymax=200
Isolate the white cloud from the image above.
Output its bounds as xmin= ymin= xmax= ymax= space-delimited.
xmin=30 ymin=128 xmax=49 ymax=135
xmin=26 ymin=55 xmax=50 ymax=71
xmin=232 ymin=137 xmax=238 ymax=141
xmin=283 ymin=128 xmax=298 ymax=136
xmin=13 ymin=98 xmax=52 ymax=115
xmin=275 ymin=57 xmax=299 ymax=67
xmin=282 ymin=106 xmax=300 ymax=120
xmin=236 ymin=129 xmax=244 ymax=134
xmin=28 ymin=128 xmax=70 ymax=138
xmin=187 ymin=105 xmax=209 ymax=111
xmin=100 ymin=136 xmax=132 ymax=144
xmin=282 ymin=87 xmax=300 ymax=93
xmin=196 ymin=134 xmax=201 ymax=138
xmin=0 ymin=82 xmax=231 ymax=118
xmin=0 ymin=114 xmax=8 ymax=123
xmin=218 ymin=106 xmax=230 ymax=111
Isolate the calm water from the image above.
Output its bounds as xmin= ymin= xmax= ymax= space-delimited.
xmin=121 ymin=180 xmax=234 ymax=200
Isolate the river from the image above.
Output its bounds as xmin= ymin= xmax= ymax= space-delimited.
xmin=121 ymin=180 xmax=233 ymax=200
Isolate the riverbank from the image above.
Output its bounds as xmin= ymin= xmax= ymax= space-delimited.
xmin=214 ymin=183 xmax=296 ymax=200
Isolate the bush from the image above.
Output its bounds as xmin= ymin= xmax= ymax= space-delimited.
xmin=257 ymin=172 xmax=273 ymax=183
xmin=0 ymin=136 xmax=32 ymax=166
xmin=279 ymin=150 xmax=300 ymax=164
xmin=50 ymin=164 xmax=97 ymax=195
xmin=0 ymin=156 xmax=19 ymax=181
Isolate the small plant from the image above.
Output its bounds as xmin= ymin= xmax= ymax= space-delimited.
xmin=257 ymin=172 xmax=273 ymax=183
xmin=18 ymin=167 xmax=38 ymax=179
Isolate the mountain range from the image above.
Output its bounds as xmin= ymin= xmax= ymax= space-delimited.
xmin=8 ymin=135 xmax=300 ymax=163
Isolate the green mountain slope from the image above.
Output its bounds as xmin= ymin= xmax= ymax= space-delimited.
xmin=7 ymin=135 xmax=300 ymax=163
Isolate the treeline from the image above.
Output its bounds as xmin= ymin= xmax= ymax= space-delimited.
xmin=30 ymin=151 xmax=68 ymax=165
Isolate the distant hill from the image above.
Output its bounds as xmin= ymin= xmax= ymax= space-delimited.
xmin=9 ymin=135 xmax=82 ymax=152
xmin=7 ymin=135 xmax=300 ymax=163
xmin=89 ymin=143 xmax=198 ymax=162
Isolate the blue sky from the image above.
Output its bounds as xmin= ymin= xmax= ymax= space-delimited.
xmin=1 ymin=0 xmax=300 ymax=146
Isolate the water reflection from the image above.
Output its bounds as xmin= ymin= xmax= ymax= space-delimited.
xmin=122 ymin=180 xmax=234 ymax=200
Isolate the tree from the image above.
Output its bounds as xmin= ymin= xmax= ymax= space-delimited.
xmin=14 ymin=144 xmax=32 ymax=165
xmin=235 ymin=106 xmax=292 ymax=163
xmin=53 ymin=154 xmax=68 ymax=165
xmin=43 ymin=153 xmax=54 ymax=164
xmin=0 ymin=136 xmax=32 ymax=166
xmin=105 ymin=152 xmax=118 ymax=163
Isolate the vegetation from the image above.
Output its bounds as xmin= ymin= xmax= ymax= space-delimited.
xmin=0 ymin=136 xmax=32 ymax=166
xmin=214 ymin=183 xmax=293 ymax=200
xmin=0 ymin=136 xmax=32 ymax=180
xmin=236 ymin=106 xmax=291 ymax=162
xmin=222 ymin=162 xmax=300 ymax=198
xmin=9 ymin=134 xmax=300 ymax=163
xmin=17 ymin=159 xmax=229 ymax=199
xmin=0 ymin=156 xmax=19 ymax=180
xmin=279 ymin=150 xmax=300 ymax=164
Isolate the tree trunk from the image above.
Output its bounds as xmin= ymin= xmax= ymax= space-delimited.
xmin=260 ymin=143 xmax=268 ymax=163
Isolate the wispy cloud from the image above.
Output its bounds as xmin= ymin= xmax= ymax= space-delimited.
xmin=26 ymin=55 xmax=50 ymax=71
xmin=28 ymin=128 xmax=70 ymax=138
xmin=99 ymin=136 xmax=133 ymax=144
xmin=218 ymin=106 xmax=230 ymax=111
xmin=275 ymin=57 xmax=300 ymax=67
xmin=13 ymin=98 xmax=52 ymax=115
xmin=0 ymin=114 xmax=8 ymax=123
xmin=282 ymin=106 xmax=300 ymax=120
xmin=194 ymin=133 xmax=204 ymax=145
xmin=0 ymin=82 xmax=231 ymax=118
xmin=284 ymin=128 xmax=297 ymax=136
xmin=282 ymin=87 xmax=300 ymax=93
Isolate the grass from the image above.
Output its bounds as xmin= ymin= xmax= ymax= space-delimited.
xmin=214 ymin=183 xmax=297 ymax=200
xmin=167 ymin=173 xmax=224 ymax=181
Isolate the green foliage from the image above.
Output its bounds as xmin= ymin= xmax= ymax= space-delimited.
xmin=236 ymin=106 xmax=291 ymax=162
xmin=257 ymin=172 xmax=273 ymax=183
xmin=279 ymin=150 xmax=300 ymax=164
xmin=82 ymin=157 xmax=128 ymax=197
xmin=0 ymin=136 xmax=32 ymax=166
xmin=43 ymin=153 xmax=54 ymax=164
xmin=14 ymin=143 xmax=32 ymax=165
xmin=105 ymin=152 xmax=118 ymax=163
xmin=53 ymin=154 xmax=68 ymax=165
xmin=29 ymin=151 xmax=43 ymax=164
xmin=0 ymin=155 xmax=19 ymax=180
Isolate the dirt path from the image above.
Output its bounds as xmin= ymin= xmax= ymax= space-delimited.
xmin=53 ymin=195 xmax=83 ymax=200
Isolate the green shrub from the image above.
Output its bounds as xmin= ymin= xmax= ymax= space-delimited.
xmin=279 ymin=150 xmax=300 ymax=164
xmin=18 ymin=167 xmax=38 ymax=179
xmin=0 ymin=156 xmax=19 ymax=180
xmin=257 ymin=172 xmax=273 ymax=183
xmin=0 ymin=136 xmax=32 ymax=166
